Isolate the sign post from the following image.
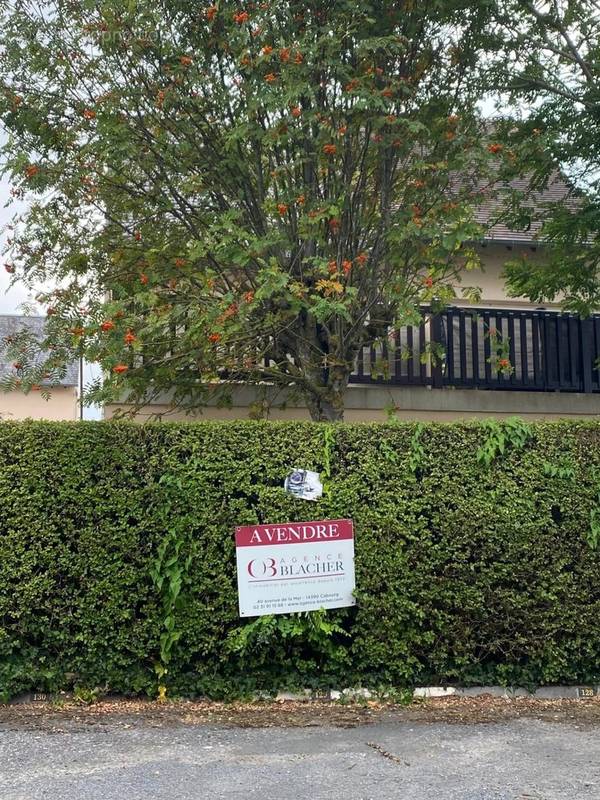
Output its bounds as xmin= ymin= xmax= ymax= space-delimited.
xmin=235 ymin=518 xmax=356 ymax=617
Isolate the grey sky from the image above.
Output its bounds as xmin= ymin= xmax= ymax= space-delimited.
xmin=0 ymin=170 xmax=35 ymax=313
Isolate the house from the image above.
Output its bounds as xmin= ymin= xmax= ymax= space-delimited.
xmin=0 ymin=315 xmax=80 ymax=421
xmin=104 ymin=173 xmax=600 ymax=422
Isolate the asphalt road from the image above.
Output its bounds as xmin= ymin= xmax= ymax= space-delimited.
xmin=1 ymin=717 xmax=599 ymax=800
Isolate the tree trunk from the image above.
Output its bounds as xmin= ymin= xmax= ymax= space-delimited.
xmin=306 ymin=394 xmax=345 ymax=422
xmin=295 ymin=310 xmax=352 ymax=421
xmin=304 ymin=370 xmax=348 ymax=422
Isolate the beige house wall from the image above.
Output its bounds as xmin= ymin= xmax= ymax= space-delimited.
xmin=0 ymin=386 xmax=79 ymax=421
xmin=461 ymin=242 xmax=554 ymax=308
xmin=105 ymin=383 xmax=600 ymax=424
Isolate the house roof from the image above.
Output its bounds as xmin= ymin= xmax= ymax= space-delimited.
xmin=0 ymin=315 xmax=79 ymax=386
xmin=477 ymin=172 xmax=577 ymax=244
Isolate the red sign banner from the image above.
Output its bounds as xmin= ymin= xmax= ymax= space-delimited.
xmin=235 ymin=518 xmax=354 ymax=547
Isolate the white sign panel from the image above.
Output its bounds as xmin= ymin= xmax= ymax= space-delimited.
xmin=235 ymin=519 xmax=356 ymax=617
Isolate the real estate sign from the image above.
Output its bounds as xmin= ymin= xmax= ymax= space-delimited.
xmin=235 ymin=519 xmax=356 ymax=617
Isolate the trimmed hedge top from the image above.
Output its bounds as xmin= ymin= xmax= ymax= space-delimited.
xmin=0 ymin=418 xmax=599 ymax=699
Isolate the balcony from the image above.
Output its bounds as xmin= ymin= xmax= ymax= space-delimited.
xmin=351 ymin=307 xmax=600 ymax=394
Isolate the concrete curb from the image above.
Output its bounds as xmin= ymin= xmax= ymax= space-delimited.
xmin=412 ymin=685 xmax=599 ymax=700
xmin=8 ymin=685 xmax=599 ymax=705
xmin=277 ymin=685 xmax=600 ymax=702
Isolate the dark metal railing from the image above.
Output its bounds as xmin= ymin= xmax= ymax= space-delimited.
xmin=350 ymin=306 xmax=600 ymax=393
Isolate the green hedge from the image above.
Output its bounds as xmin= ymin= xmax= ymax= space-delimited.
xmin=1 ymin=419 xmax=600 ymax=699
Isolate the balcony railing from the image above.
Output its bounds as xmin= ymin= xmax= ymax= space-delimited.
xmin=350 ymin=306 xmax=600 ymax=393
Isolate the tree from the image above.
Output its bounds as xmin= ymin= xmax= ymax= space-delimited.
xmin=486 ymin=0 xmax=600 ymax=316
xmin=0 ymin=1 xmax=496 ymax=420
